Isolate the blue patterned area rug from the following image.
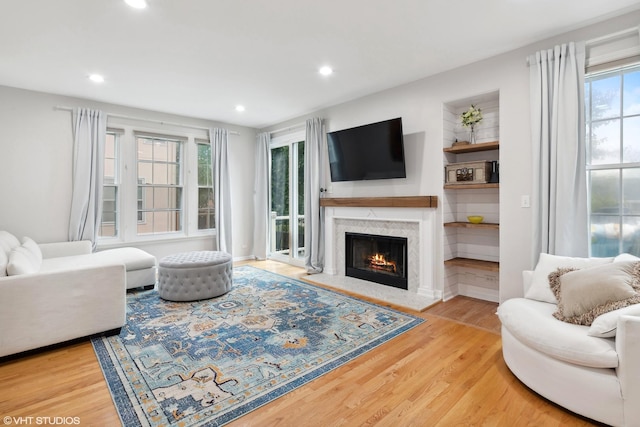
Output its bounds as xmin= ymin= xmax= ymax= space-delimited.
xmin=92 ymin=265 xmax=424 ymax=426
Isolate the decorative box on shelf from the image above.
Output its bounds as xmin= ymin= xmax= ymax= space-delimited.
xmin=445 ymin=160 xmax=492 ymax=185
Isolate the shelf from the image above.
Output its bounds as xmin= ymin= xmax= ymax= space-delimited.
xmin=443 ymin=141 xmax=499 ymax=154
xmin=320 ymin=196 xmax=438 ymax=208
xmin=444 ymin=183 xmax=499 ymax=190
xmin=444 ymin=257 xmax=499 ymax=272
xmin=444 ymin=222 xmax=499 ymax=230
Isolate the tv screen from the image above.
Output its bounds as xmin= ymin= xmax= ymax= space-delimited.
xmin=327 ymin=117 xmax=406 ymax=182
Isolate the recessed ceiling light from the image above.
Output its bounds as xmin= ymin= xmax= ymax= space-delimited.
xmin=319 ymin=66 xmax=333 ymax=76
xmin=124 ymin=0 xmax=147 ymax=9
xmin=235 ymin=105 xmax=245 ymax=112
xmin=89 ymin=74 xmax=105 ymax=83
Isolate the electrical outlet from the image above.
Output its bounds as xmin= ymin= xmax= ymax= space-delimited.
xmin=521 ymin=195 xmax=530 ymax=208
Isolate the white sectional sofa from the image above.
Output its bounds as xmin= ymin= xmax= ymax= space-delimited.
xmin=0 ymin=231 xmax=157 ymax=358
xmin=498 ymin=253 xmax=640 ymax=427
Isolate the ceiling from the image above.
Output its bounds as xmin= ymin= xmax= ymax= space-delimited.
xmin=2 ymin=1 xmax=640 ymax=129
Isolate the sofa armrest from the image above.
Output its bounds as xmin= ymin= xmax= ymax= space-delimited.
xmin=39 ymin=241 xmax=92 ymax=258
xmin=616 ymin=314 xmax=640 ymax=423
xmin=0 ymin=264 xmax=126 ymax=358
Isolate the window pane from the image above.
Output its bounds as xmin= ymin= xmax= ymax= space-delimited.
xmin=137 ymin=138 xmax=153 ymax=161
xmin=198 ymin=144 xmax=212 ymax=186
xmin=623 ymin=70 xmax=640 ymax=116
xmin=104 ymin=158 xmax=116 ymax=183
xmin=623 ymin=116 xmax=640 ymax=163
xmin=153 ymin=187 xmax=168 ymax=209
xmin=271 ymin=146 xmax=289 ymax=216
xmin=153 ymin=163 xmax=168 ymax=185
xmin=105 ymin=134 xmax=116 ymax=158
xmin=297 ymin=141 xmax=305 ymax=216
xmin=623 ymin=168 xmax=640 ymax=214
xmin=138 ymin=162 xmax=152 ymax=184
xmin=198 ymin=210 xmax=215 ymax=230
xmin=199 ymin=188 xmax=213 ymax=209
xmin=590 ymin=119 xmax=620 ymax=165
xmin=591 ymin=74 xmax=620 ymax=120
xmin=590 ymin=169 xmax=620 ymax=215
xmin=622 ymin=217 xmax=640 ymax=256
xmin=590 ymin=216 xmax=620 ymax=257
xmin=168 ymin=164 xmax=180 ymax=185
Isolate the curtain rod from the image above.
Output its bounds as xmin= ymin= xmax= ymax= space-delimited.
xmin=267 ymin=122 xmax=305 ymax=135
xmin=54 ymin=106 xmax=240 ymax=136
xmin=526 ymin=26 xmax=640 ymax=66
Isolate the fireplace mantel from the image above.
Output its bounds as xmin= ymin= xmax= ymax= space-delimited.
xmin=320 ymin=196 xmax=437 ymax=208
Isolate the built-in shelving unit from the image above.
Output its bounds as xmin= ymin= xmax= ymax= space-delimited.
xmin=442 ymin=92 xmax=500 ymax=302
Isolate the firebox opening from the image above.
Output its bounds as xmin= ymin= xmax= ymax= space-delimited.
xmin=345 ymin=232 xmax=408 ymax=290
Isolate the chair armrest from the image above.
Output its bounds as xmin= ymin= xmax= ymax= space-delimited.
xmin=616 ymin=314 xmax=640 ymax=422
xmin=39 ymin=241 xmax=92 ymax=258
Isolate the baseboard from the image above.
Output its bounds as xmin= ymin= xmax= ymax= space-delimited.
xmin=457 ymin=284 xmax=499 ymax=303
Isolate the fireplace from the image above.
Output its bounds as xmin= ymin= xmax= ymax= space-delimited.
xmin=345 ymin=232 xmax=408 ymax=290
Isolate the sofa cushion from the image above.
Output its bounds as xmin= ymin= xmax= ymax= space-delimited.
xmin=7 ymin=246 xmax=41 ymax=275
xmin=92 ymin=248 xmax=156 ymax=271
xmin=41 ymin=248 xmax=156 ymax=273
xmin=498 ymin=297 xmax=618 ymax=368
xmin=526 ymin=253 xmax=614 ymax=304
xmin=0 ymin=231 xmax=20 ymax=256
xmin=548 ymin=262 xmax=640 ymax=326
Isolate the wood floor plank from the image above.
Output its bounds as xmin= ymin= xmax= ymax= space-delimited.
xmin=0 ymin=260 xmax=598 ymax=426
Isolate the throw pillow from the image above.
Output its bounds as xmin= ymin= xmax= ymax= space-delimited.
xmin=7 ymin=246 xmax=40 ymax=275
xmin=525 ymin=253 xmax=614 ymax=304
xmin=21 ymin=236 xmax=43 ymax=265
xmin=614 ymin=253 xmax=640 ymax=262
xmin=0 ymin=231 xmax=20 ymax=255
xmin=0 ymin=248 xmax=7 ymax=277
xmin=588 ymin=303 xmax=640 ymax=338
xmin=548 ymin=261 xmax=640 ymax=326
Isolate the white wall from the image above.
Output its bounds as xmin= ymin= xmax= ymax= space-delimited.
xmin=0 ymin=86 xmax=257 ymax=260
xmin=261 ymin=11 xmax=640 ymax=302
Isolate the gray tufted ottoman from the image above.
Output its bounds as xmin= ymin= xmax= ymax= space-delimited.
xmin=157 ymin=251 xmax=232 ymax=301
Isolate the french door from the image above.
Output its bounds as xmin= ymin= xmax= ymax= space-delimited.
xmin=269 ymin=135 xmax=305 ymax=265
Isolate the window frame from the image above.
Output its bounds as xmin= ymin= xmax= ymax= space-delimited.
xmin=585 ymin=63 xmax=640 ymax=257
xmin=96 ymin=121 xmax=215 ymax=248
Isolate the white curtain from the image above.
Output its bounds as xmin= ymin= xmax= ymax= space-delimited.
xmin=211 ymin=128 xmax=233 ymax=254
xmin=529 ymin=42 xmax=588 ymax=261
xmin=68 ymin=108 xmax=106 ymax=249
xmin=253 ymin=132 xmax=270 ymax=260
xmin=304 ymin=118 xmax=326 ymax=273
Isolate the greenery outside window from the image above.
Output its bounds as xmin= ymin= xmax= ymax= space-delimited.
xmin=197 ymin=141 xmax=215 ymax=230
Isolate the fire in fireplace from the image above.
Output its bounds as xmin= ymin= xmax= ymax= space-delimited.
xmin=345 ymin=232 xmax=408 ymax=290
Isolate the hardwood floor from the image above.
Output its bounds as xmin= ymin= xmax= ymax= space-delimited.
xmin=0 ymin=260 xmax=598 ymax=426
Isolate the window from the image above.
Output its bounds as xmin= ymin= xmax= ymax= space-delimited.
xmin=100 ymin=131 xmax=119 ymax=238
xmin=197 ymin=141 xmax=215 ymax=230
xmin=136 ymin=135 xmax=183 ymax=235
xmin=585 ymin=64 xmax=640 ymax=256
xmin=97 ymin=122 xmax=214 ymax=245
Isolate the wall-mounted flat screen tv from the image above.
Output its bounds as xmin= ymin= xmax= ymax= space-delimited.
xmin=327 ymin=117 xmax=406 ymax=182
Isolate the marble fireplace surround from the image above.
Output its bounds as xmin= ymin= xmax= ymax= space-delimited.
xmin=309 ymin=197 xmax=441 ymax=311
